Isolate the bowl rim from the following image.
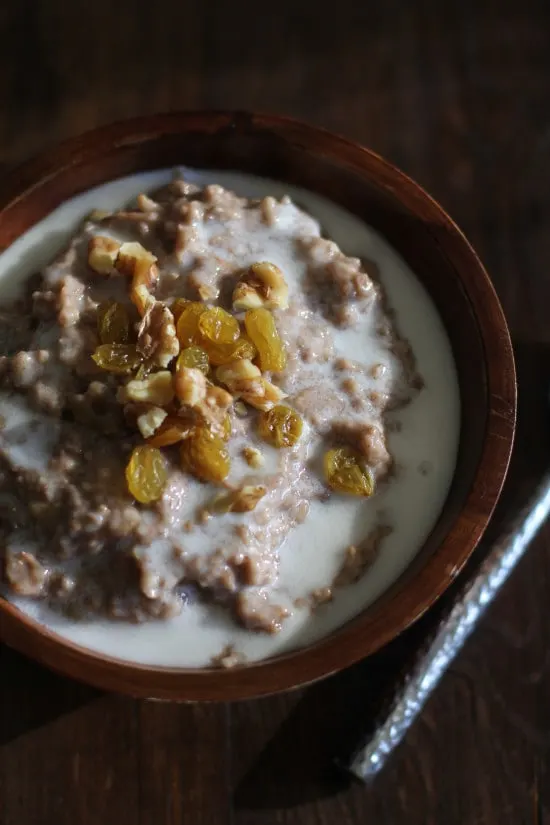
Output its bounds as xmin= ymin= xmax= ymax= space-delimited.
xmin=0 ymin=111 xmax=516 ymax=700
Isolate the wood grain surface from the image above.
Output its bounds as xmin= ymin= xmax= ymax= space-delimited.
xmin=0 ymin=0 xmax=548 ymax=822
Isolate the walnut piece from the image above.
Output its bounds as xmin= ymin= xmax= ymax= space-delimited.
xmin=174 ymin=366 xmax=207 ymax=406
xmin=201 ymin=385 xmax=233 ymax=435
xmin=88 ymin=236 xmax=121 ymax=274
xmin=173 ymin=365 xmax=232 ymax=435
xmin=137 ymin=302 xmax=179 ymax=368
xmin=230 ymin=485 xmax=267 ymax=512
xmin=119 ymin=371 xmax=175 ymax=406
xmin=136 ymin=406 xmax=168 ymax=438
xmin=174 ymin=366 xmax=232 ymax=436
xmin=115 ymin=242 xmax=157 ymax=277
xmin=115 ymin=241 xmax=159 ymax=315
xmin=251 ymin=379 xmax=287 ymax=411
xmin=216 ymin=358 xmax=262 ymax=386
xmin=211 ymin=485 xmax=267 ymax=514
xmin=232 ymin=261 xmax=289 ymax=311
xmin=216 ymin=359 xmax=286 ymax=411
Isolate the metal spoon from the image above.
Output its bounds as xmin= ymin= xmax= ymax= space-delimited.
xmin=338 ymin=470 xmax=550 ymax=781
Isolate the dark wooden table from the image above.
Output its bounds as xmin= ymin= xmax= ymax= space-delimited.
xmin=1 ymin=1 xmax=550 ymax=822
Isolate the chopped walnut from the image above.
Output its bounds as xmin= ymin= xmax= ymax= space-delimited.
xmin=232 ymin=261 xmax=289 ymax=311
xmin=137 ymin=302 xmax=179 ymax=368
xmin=197 ymin=283 xmax=219 ymax=302
xmin=174 ymin=366 xmax=232 ymax=436
xmin=88 ymin=236 xmax=121 ymax=274
xmin=247 ymin=378 xmax=287 ymax=411
xmin=174 ymin=366 xmax=207 ymax=406
xmin=115 ymin=242 xmax=159 ymax=315
xmin=216 ymin=359 xmax=286 ymax=411
xmin=210 ymin=485 xmax=267 ymax=515
xmin=359 ymin=424 xmax=391 ymax=473
xmin=136 ymin=406 xmax=168 ymax=438
xmin=201 ymin=384 xmax=233 ymax=436
xmin=216 ymin=358 xmax=261 ymax=387
xmin=231 ymin=485 xmax=267 ymax=512
xmin=115 ymin=242 xmax=157 ymax=277
xmin=119 ymin=371 xmax=175 ymax=406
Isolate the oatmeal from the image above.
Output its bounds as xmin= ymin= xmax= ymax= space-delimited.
xmin=0 ymin=169 xmax=460 ymax=667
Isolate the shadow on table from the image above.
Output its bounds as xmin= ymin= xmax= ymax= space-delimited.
xmin=233 ymin=338 xmax=550 ymax=810
xmin=0 ymin=645 xmax=100 ymax=746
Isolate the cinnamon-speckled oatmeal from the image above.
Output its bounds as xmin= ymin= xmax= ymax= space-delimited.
xmin=0 ymin=169 xmax=460 ymax=668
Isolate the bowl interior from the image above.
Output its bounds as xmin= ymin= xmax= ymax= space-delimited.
xmin=0 ymin=113 xmax=516 ymax=699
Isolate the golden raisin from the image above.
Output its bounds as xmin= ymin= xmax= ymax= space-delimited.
xmin=244 ymin=308 xmax=286 ymax=372
xmin=147 ymin=415 xmax=194 ymax=447
xmin=97 ymin=301 xmax=130 ymax=344
xmin=171 ymin=298 xmax=189 ymax=324
xmin=204 ymin=336 xmax=257 ymax=367
xmin=177 ymin=346 xmax=210 ymax=374
xmin=92 ymin=344 xmax=143 ymax=374
xmin=180 ymin=427 xmax=230 ymax=483
xmin=258 ymin=405 xmax=303 ymax=448
xmin=324 ymin=447 xmax=374 ymax=497
xmin=125 ymin=445 xmax=168 ymax=503
xmin=176 ymin=302 xmax=207 ymax=347
xmin=198 ymin=307 xmax=240 ymax=346
xmin=231 ymin=336 xmax=257 ymax=359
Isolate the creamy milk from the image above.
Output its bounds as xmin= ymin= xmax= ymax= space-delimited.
xmin=0 ymin=169 xmax=460 ymax=667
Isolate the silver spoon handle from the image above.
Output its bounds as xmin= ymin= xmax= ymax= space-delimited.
xmin=345 ymin=472 xmax=550 ymax=781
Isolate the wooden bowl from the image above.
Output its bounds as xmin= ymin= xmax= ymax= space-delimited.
xmin=0 ymin=113 xmax=516 ymax=700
